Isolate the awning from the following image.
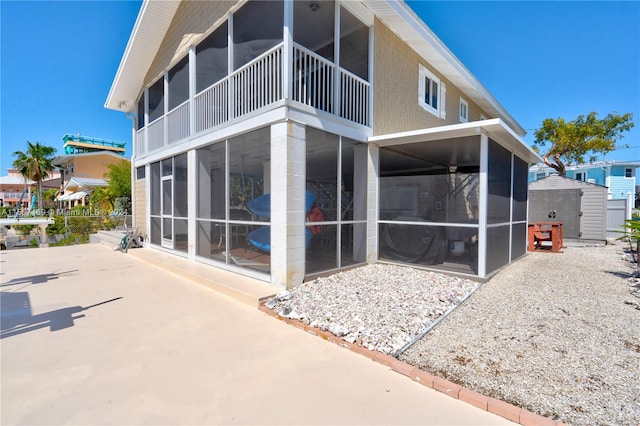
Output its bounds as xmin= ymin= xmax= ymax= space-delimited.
xmin=56 ymin=191 xmax=89 ymax=201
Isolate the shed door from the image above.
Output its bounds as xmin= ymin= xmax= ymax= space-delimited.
xmin=529 ymin=189 xmax=581 ymax=239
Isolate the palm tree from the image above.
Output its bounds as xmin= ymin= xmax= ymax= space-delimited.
xmin=12 ymin=141 xmax=56 ymax=213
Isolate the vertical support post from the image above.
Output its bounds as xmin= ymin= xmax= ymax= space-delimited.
xmin=188 ymin=46 xmax=196 ymax=137
xmin=366 ymin=143 xmax=379 ymax=263
xmin=38 ymin=223 xmax=49 ymax=248
xmin=283 ymin=0 xmax=293 ymax=101
xmin=627 ymin=191 xmax=634 ymax=221
xmin=509 ymin=152 xmax=514 ymax=261
xmin=228 ymin=14 xmax=234 ymax=119
xmin=270 ymin=121 xmax=306 ymax=290
xmin=352 ymin=144 xmax=368 ymax=263
xmin=187 ymin=149 xmax=197 ymax=259
xmin=478 ymin=134 xmax=488 ymax=278
xmin=334 ymin=4 xmax=341 ymax=117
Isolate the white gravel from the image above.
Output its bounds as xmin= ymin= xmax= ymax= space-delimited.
xmin=264 ymin=242 xmax=640 ymax=425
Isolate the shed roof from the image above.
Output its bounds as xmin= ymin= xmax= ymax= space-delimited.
xmin=529 ymin=174 xmax=608 ymax=191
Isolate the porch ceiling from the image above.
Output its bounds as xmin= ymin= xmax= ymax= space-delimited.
xmin=369 ymin=119 xmax=542 ymax=164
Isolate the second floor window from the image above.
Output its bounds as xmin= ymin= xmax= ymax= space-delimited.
xmin=418 ymin=65 xmax=445 ymax=118
xmin=625 ymin=168 xmax=633 ymax=178
xmin=459 ymin=98 xmax=469 ymax=123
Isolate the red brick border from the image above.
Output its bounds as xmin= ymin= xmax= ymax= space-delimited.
xmin=259 ymin=303 xmax=562 ymax=426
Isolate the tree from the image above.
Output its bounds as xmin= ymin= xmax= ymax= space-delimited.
xmin=533 ymin=112 xmax=634 ymax=176
xmin=90 ymin=160 xmax=131 ymax=210
xmin=12 ymin=141 xmax=57 ymax=212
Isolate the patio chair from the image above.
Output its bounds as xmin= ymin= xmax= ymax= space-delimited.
xmin=118 ymin=228 xmax=142 ymax=253
xmin=532 ymin=223 xmax=552 ymax=250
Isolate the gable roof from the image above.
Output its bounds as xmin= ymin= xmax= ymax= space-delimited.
xmin=105 ymin=0 xmax=525 ymax=137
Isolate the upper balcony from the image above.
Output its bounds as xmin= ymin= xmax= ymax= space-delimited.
xmin=135 ymin=1 xmax=372 ymax=158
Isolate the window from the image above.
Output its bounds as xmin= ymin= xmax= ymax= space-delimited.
xmin=148 ymin=78 xmax=165 ymax=123
xmin=136 ymin=166 xmax=145 ymax=180
xmin=233 ymin=1 xmax=283 ymax=70
xmin=196 ymin=22 xmax=228 ymax=93
xmin=459 ymin=98 xmax=469 ymax=123
xmin=136 ymin=92 xmax=145 ymax=129
xmin=625 ymin=168 xmax=633 ymax=178
xmin=576 ymin=172 xmax=585 ymax=181
xmin=418 ymin=65 xmax=445 ymax=118
xmin=168 ymin=56 xmax=189 ymax=110
xmin=536 ymin=172 xmax=545 ymax=180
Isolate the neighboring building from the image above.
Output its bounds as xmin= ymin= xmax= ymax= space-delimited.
xmin=53 ymin=143 xmax=128 ymax=208
xmin=0 ymin=169 xmax=61 ymax=209
xmin=529 ymin=161 xmax=639 ymax=200
xmin=61 ymin=133 xmax=126 ymax=156
xmin=105 ymin=0 xmax=540 ymax=288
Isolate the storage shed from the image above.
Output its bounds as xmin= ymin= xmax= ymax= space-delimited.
xmin=529 ymin=175 xmax=607 ymax=241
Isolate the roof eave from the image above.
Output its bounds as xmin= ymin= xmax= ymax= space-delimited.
xmin=105 ymin=0 xmax=180 ymax=113
xmin=362 ymin=0 xmax=527 ymax=137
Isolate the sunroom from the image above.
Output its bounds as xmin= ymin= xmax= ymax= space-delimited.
xmin=371 ymin=119 xmax=538 ymax=278
xmin=133 ymin=0 xmax=372 ymax=158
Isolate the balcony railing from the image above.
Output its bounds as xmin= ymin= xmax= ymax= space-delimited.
xmin=137 ymin=42 xmax=370 ymax=156
xmin=0 ymin=192 xmax=27 ymax=201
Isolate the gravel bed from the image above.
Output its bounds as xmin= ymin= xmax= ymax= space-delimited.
xmin=266 ymin=264 xmax=480 ymax=354
xmin=265 ymin=242 xmax=640 ymax=425
xmin=400 ymin=243 xmax=640 ymax=425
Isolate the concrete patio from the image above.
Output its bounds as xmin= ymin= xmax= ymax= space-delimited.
xmin=0 ymin=244 xmax=511 ymax=425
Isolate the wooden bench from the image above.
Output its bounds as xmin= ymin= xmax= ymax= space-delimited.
xmin=528 ymin=222 xmax=564 ymax=253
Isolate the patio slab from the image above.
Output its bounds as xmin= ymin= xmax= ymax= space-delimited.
xmin=0 ymin=244 xmax=512 ymax=425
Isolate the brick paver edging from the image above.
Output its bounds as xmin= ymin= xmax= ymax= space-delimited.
xmin=258 ymin=303 xmax=566 ymax=426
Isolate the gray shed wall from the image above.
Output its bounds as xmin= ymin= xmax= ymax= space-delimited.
xmin=529 ymin=175 xmax=607 ymax=241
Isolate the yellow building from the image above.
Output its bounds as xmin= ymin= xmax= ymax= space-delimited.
xmin=53 ymin=151 xmax=128 ymax=208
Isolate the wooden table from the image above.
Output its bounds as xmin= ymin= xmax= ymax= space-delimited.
xmin=528 ymin=222 xmax=564 ymax=253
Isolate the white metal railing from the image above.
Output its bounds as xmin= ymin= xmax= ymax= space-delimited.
xmin=292 ymin=43 xmax=334 ymax=114
xmin=167 ymin=101 xmax=190 ymax=144
xmin=194 ymin=79 xmax=229 ymax=134
xmin=136 ymin=128 xmax=145 ymax=156
xmin=339 ymin=69 xmax=370 ymax=127
xmin=0 ymin=192 xmax=26 ymax=200
xmin=147 ymin=117 xmax=165 ymax=152
xmin=230 ymin=44 xmax=283 ymax=118
xmin=136 ymin=42 xmax=370 ymax=156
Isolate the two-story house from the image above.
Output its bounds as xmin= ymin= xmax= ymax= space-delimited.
xmin=106 ymin=0 xmax=539 ymax=288
xmin=529 ymin=161 xmax=639 ymax=201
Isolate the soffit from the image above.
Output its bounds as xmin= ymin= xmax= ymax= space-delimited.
xmin=369 ymin=119 xmax=541 ymax=164
xmin=105 ymin=1 xmax=181 ymax=112
xmin=362 ymin=0 xmax=526 ymax=137
xmin=106 ymin=0 xmax=527 ymax=139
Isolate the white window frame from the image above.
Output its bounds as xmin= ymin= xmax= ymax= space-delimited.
xmin=459 ymin=98 xmax=469 ymax=123
xmin=418 ymin=65 xmax=445 ymax=118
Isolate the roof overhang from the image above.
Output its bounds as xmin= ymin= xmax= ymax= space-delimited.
xmin=361 ymin=0 xmax=526 ymax=137
xmin=106 ymin=0 xmax=527 ymax=138
xmin=105 ymin=0 xmax=181 ymax=112
xmin=369 ymin=118 xmax=542 ymax=164
xmin=64 ymin=178 xmax=108 ymax=192
xmin=53 ymin=151 xmax=126 ymax=167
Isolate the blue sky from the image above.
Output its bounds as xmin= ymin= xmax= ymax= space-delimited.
xmin=1 ymin=1 xmax=639 ymax=176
